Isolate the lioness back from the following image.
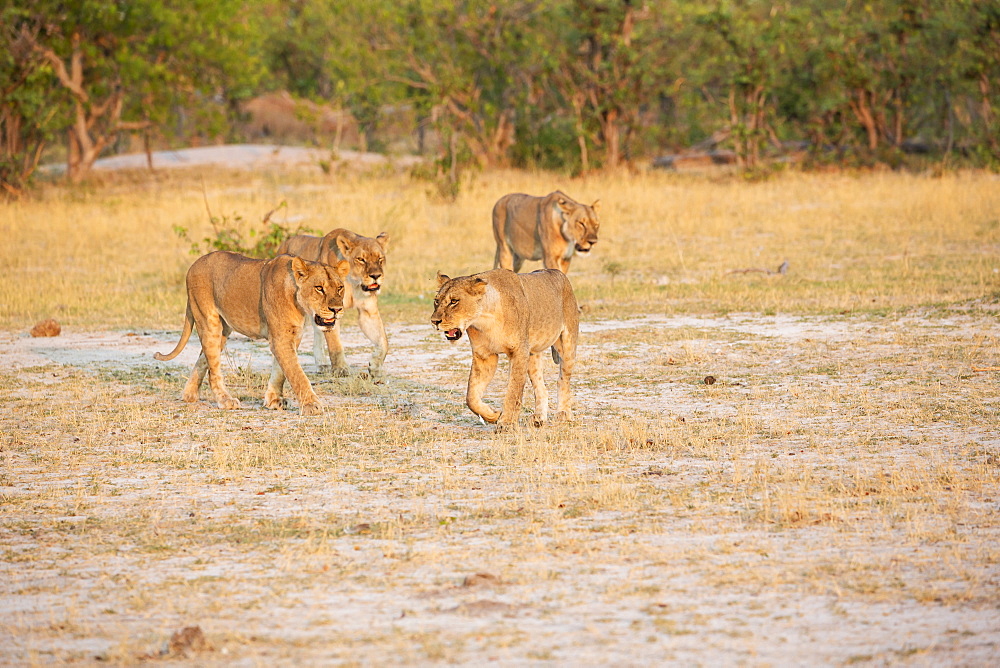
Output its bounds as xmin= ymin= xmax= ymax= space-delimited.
xmin=276 ymin=235 xmax=324 ymax=262
xmin=516 ymin=269 xmax=579 ymax=350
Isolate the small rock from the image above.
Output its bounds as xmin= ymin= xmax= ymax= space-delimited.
xmin=30 ymin=319 xmax=61 ymax=337
xmin=704 ymin=375 xmax=716 ymax=385
xmin=165 ymin=625 xmax=207 ymax=657
xmin=462 ymin=572 xmax=500 ymax=588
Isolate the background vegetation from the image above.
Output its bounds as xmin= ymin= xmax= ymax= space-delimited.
xmin=3 ymin=0 xmax=999 ymax=192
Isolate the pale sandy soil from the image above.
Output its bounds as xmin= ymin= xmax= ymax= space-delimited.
xmin=1 ymin=310 xmax=998 ymax=665
xmin=41 ymin=144 xmax=422 ymax=175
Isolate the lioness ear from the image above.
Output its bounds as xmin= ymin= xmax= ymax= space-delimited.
xmin=376 ymin=232 xmax=390 ymax=253
xmin=554 ymin=197 xmax=572 ymax=216
xmin=290 ymin=256 xmax=311 ymax=283
xmin=470 ymin=277 xmax=488 ymax=295
xmin=336 ymin=235 xmax=354 ymax=258
xmin=436 ymin=272 xmax=451 ymax=288
xmin=336 ymin=260 xmax=350 ymax=278
xmin=591 ymin=199 xmax=601 ymax=213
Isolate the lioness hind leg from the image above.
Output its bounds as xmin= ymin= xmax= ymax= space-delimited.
xmin=553 ymin=333 xmax=575 ymax=422
xmin=264 ymin=357 xmax=288 ymax=410
xmin=203 ymin=327 xmax=241 ymax=410
xmin=182 ymin=351 xmax=208 ymax=403
xmin=527 ymin=352 xmax=549 ymax=427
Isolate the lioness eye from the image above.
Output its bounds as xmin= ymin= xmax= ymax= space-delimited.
xmin=315 ymin=286 xmax=325 ymax=294
xmin=450 ymin=298 xmax=459 ymax=305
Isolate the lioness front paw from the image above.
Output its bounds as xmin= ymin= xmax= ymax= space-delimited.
xmin=479 ymin=411 xmax=501 ymax=424
xmin=300 ymin=402 xmax=324 ymax=416
xmin=360 ymin=369 xmax=386 ymax=384
xmin=263 ymin=394 xmax=288 ymax=410
xmin=218 ymin=396 xmax=242 ymax=410
xmin=331 ymin=366 xmax=352 ymax=378
xmin=494 ymin=421 xmax=518 ymax=433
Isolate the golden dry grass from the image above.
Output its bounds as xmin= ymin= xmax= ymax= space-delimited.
xmin=2 ymin=166 xmax=998 ymax=328
xmin=1 ymin=163 xmax=999 ymax=664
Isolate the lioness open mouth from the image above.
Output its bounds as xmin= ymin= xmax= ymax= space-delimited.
xmin=444 ymin=328 xmax=463 ymax=341
xmin=361 ymin=283 xmax=380 ymax=292
xmin=314 ymin=314 xmax=339 ymax=328
xmin=575 ymin=244 xmax=591 ymax=253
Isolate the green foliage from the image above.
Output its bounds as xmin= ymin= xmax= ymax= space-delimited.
xmin=4 ymin=0 xmax=1000 ymax=179
xmin=172 ymin=201 xmax=315 ymax=259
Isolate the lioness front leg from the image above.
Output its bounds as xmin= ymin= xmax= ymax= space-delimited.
xmin=311 ymin=322 xmax=332 ymax=373
xmin=526 ymin=352 xmax=549 ymax=426
xmin=499 ymin=349 xmax=529 ymax=426
xmin=357 ymin=302 xmax=388 ymax=380
xmin=271 ymin=341 xmax=323 ymax=416
xmin=466 ymin=352 xmax=501 ymax=423
xmin=321 ymin=321 xmax=352 ymax=377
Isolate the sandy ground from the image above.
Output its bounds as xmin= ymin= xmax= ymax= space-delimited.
xmin=41 ymin=144 xmax=422 ymax=175
xmin=2 ymin=309 xmax=999 ymax=665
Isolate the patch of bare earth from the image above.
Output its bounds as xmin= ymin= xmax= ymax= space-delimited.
xmin=1 ymin=310 xmax=998 ymax=664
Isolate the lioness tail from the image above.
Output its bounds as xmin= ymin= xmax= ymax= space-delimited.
xmin=153 ymin=305 xmax=194 ymax=361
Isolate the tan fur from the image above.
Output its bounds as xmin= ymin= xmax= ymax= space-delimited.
xmin=277 ymin=228 xmax=390 ymax=379
xmin=431 ymin=268 xmax=578 ymax=427
xmin=492 ymin=191 xmax=601 ymax=273
xmin=154 ymin=251 xmax=350 ymax=415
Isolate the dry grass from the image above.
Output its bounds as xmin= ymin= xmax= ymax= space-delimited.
xmin=2 ymin=166 xmax=998 ymax=329
xmin=1 ymin=164 xmax=999 ymax=664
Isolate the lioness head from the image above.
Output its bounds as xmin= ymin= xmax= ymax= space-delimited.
xmin=336 ymin=232 xmax=389 ymax=293
xmin=556 ymin=198 xmax=601 ymax=255
xmin=430 ymin=272 xmax=490 ymax=342
xmin=291 ymin=256 xmax=351 ymax=331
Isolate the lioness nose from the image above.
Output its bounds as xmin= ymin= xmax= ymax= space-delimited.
xmin=431 ymin=317 xmax=441 ymax=326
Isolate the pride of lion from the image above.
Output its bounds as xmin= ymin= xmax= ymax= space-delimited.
xmin=155 ymin=189 xmax=599 ymax=426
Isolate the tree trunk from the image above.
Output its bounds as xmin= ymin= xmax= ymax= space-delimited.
xmin=849 ymin=89 xmax=879 ymax=151
xmin=29 ymin=31 xmax=148 ymax=183
xmin=601 ymin=108 xmax=621 ymax=169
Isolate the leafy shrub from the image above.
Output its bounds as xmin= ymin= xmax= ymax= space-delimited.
xmin=172 ymin=200 xmax=316 ymax=258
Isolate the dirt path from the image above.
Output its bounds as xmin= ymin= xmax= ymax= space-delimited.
xmin=1 ymin=312 xmax=998 ymax=664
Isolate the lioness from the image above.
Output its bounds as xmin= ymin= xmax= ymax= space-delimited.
xmin=277 ymin=228 xmax=389 ymax=379
xmin=154 ymin=251 xmax=350 ymax=416
xmin=492 ymin=191 xmax=600 ymax=274
xmin=431 ymin=268 xmax=579 ymax=427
